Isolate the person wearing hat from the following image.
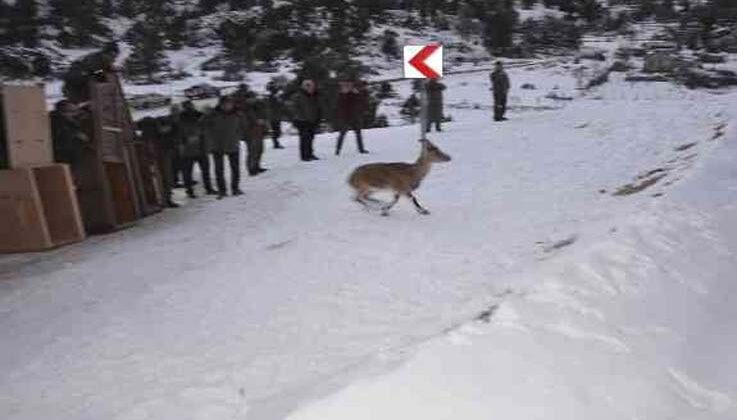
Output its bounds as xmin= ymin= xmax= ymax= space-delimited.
xmin=202 ymin=96 xmax=248 ymax=199
xmin=490 ymin=61 xmax=510 ymax=121
xmin=334 ymin=79 xmax=369 ymax=155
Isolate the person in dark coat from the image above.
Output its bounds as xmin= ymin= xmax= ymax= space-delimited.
xmin=202 ymin=96 xmax=247 ymax=199
xmin=425 ymin=79 xmax=446 ymax=132
xmin=178 ymin=101 xmax=216 ymax=198
xmin=334 ymin=80 xmax=369 ymax=156
xmin=140 ymin=113 xmax=180 ymax=208
xmin=239 ymin=97 xmax=270 ymax=176
xmin=290 ymin=79 xmax=323 ymax=161
xmin=490 ymin=61 xmax=511 ymax=121
xmin=50 ymin=100 xmax=90 ymax=183
xmin=266 ymin=81 xmax=285 ymax=149
xmin=62 ymin=42 xmax=119 ymax=104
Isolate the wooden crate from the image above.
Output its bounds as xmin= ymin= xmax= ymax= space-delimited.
xmin=0 ymin=85 xmax=53 ymax=169
xmin=74 ymin=74 xmax=156 ymax=232
xmin=0 ymin=164 xmax=85 ymax=253
xmin=127 ymin=141 xmax=164 ymax=216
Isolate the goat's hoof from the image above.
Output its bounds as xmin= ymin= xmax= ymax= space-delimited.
xmin=419 ymin=209 xmax=431 ymax=215
xmin=381 ymin=210 xmax=390 ymax=217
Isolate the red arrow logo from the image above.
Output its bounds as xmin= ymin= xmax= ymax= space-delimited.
xmin=409 ymin=44 xmax=441 ymax=79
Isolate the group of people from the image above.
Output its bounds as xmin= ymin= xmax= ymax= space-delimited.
xmin=147 ymin=77 xmax=373 ymax=205
xmin=50 ymin=74 xmax=376 ymax=208
xmin=50 ymin=52 xmax=513 ymax=211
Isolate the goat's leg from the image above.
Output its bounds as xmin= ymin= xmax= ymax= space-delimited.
xmin=380 ymin=194 xmax=401 ymax=216
xmin=408 ymin=193 xmax=430 ymax=215
xmin=355 ymin=191 xmax=387 ymax=211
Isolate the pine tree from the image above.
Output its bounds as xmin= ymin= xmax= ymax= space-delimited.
xmin=167 ymin=15 xmax=188 ymax=50
xmin=577 ymin=0 xmax=603 ymax=22
xmin=481 ymin=0 xmax=519 ymax=54
xmin=125 ymin=21 xmax=169 ymax=82
xmin=3 ymin=0 xmax=41 ymax=48
xmin=117 ymin=0 xmax=138 ymax=18
xmin=456 ymin=1 xmax=479 ymax=40
xmin=50 ymin=0 xmax=109 ymax=47
xmin=400 ymin=94 xmax=421 ymax=123
xmin=521 ymin=0 xmax=537 ymax=10
xmin=380 ymin=30 xmax=400 ymax=59
xmin=100 ymin=0 xmax=115 ymax=18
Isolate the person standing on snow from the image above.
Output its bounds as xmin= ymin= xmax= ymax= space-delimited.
xmin=425 ymin=79 xmax=446 ymax=132
xmin=242 ymin=97 xmax=270 ymax=176
xmin=334 ymin=79 xmax=369 ymax=156
xmin=178 ymin=101 xmax=216 ymax=198
xmin=266 ymin=81 xmax=286 ymax=150
xmin=202 ymin=96 xmax=247 ymax=199
xmin=290 ymin=79 xmax=323 ymax=162
xmin=490 ymin=61 xmax=511 ymax=122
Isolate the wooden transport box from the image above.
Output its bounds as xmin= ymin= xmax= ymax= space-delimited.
xmin=0 ymin=84 xmax=53 ymax=169
xmin=0 ymin=164 xmax=85 ymax=253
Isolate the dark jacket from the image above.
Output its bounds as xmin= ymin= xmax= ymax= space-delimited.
xmin=156 ymin=115 xmax=180 ymax=152
xmin=491 ymin=69 xmax=510 ymax=95
xmin=244 ymin=99 xmax=269 ymax=143
xmin=178 ymin=109 xmax=205 ymax=158
xmin=426 ymin=80 xmax=446 ymax=122
xmin=290 ymin=90 xmax=322 ymax=124
xmin=335 ymin=90 xmax=367 ymax=128
xmin=266 ymin=93 xmax=284 ymax=122
xmin=50 ymin=111 xmax=88 ymax=165
xmin=62 ymin=45 xmax=118 ymax=103
xmin=202 ymin=107 xmax=248 ymax=153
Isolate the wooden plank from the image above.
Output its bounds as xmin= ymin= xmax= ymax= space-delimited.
xmin=90 ymin=82 xmax=126 ymax=163
xmin=1 ymin=85 xmax=53 ymax=168
xmin=0 ymin=167 xmax=53 ymax=252
xmin=104 ymin=162 xmax=137 ymax=225
xmin=89 ymin=75 xmax=144 ymax=222
xmin=33 ymin=164 xmax=86 ymax=246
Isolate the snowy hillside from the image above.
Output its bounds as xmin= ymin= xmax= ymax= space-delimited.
xmin=1 ymin=58 xmax=736 ymax=420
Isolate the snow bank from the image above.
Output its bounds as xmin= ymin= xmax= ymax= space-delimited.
xmin=2 ymin=62 xmax=735 ymax=420
xmin=286 ymin=118 xmax=737 ymax=419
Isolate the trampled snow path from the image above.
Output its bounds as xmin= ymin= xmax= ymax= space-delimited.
xmin=1 ymin=68 xmax=735 ymax=420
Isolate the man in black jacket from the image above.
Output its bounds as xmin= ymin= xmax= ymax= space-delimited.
xmin=290 ymin=79 xmax=322 ymax=161
xmin=50 ymin=100 xmax=90 ymax=184
xmin=334 ymin=80 xmax=369 ymax=155
xmin=490 ymin=61 xmax=511 ymax=122
xmin=178 ymin=101 xmax=215 ymax=198
xmin=140 ymin=114 xmax=180 ymax=208
xmin=202 ymin=96 xmax=248 ymax=198
xmin=266 ymin=81 xmax=285 ymax=149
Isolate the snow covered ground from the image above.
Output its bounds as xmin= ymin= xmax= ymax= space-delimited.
xmin=1 ymin=64 xmax=736 ymax=420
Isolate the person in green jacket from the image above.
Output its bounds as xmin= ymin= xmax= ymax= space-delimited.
xmin=202 ymin=96 xmax=248 ymax=199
